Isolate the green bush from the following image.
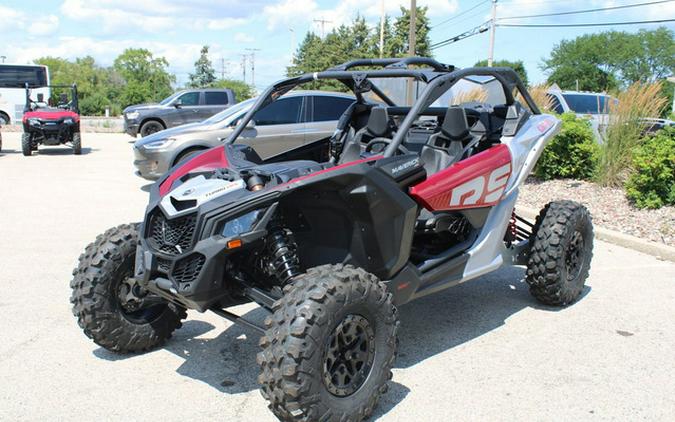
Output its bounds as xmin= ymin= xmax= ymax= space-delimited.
xmin=624 ymin=126 xmax=675 ymax=209
xmin=79 ymin=92 xmax=111 ymax=116
xmin=534 ymin=113 xmax=599 ymax=180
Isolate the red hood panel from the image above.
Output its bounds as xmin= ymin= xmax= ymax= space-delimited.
xmin=23 ymin=110 xmax=79 ymax=122
xmin=159 ymin=146 xmax=229 ymax=196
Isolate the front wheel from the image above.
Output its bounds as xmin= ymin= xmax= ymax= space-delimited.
xmin=526 ymin=200 xmax=594 ymax=306
xmin=72 ymin=132 xmax=82 ymax=155
xmin=257 ymin=264 xmax=399 ymax=422
xmin=21 ymin=132 xmax=32 ymax=156
xmin=139 ymin=120 xmax=164 ymax=137
xmin=70 ymin=223 xmax=186 ymax=353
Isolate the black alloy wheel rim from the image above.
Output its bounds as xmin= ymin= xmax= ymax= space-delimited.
xmin=323 ymin=314 xmax=376 ymax=397
xmin=117 ymin=270 xmax=165 ymax=324
xmin=565 ymin=230 xmax=584 ymax=282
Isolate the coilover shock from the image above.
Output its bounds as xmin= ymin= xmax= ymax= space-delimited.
xmin=265 ymin=226 xmax=300 ymax=285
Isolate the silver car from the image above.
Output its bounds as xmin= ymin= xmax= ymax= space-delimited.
xmin=133 ymin=91 xmax=355 ymax=180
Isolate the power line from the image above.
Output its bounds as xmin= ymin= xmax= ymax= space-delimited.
xmin=499 ymin=0 xmax=675 ymax=20
xmin=498 ymin=18 xmax=675 ymax=27
xmin=431 ymin=0 xmax=490 ymax=29
xmin=430 ymin=21 xmax=491 ymax=50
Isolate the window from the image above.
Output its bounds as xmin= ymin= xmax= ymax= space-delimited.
xmin=177 ymin=92 xmax=200 ymax=106
xmin=561 ymin=94 xmax=612 ymax=115
xmin=253 ymin=97 xmax=303 ymax=125
xmin=0 ymin=65 xmax=48 ymax=88
xmin=312 ymin=96 xmax=354 ymax=122
xmin=547 ymin=94 xmax=565 ymax=114
xmin=205 ymin=91 xmax=230 ymax=105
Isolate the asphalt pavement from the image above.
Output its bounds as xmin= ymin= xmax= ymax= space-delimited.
xmin=1 ymin=132 xmax=674 ymax=421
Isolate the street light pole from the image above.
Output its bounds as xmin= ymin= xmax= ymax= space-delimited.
xmin=488 ymin=0 xmax=497 ymax=66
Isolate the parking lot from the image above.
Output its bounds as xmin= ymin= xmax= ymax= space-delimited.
xmin=1 ymin=131 xmax=674 ymax=421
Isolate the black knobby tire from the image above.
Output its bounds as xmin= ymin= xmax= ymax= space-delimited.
xmin=0 ymin=112 xmax=9 ymax=125
xmin=72 ymin=132 xmax=82 ymax=155
xmin=526 ymin=200 xmax=594 ymax=306
xmin=257 ymin=264 xmax=399 ymax=422
xmin=139 ymin=120 xmax=164 ymax=137
xmin=21 ymin=132 xmax=32 ymax=156
xmin=70 ymin=223 xmax=186 ymax=353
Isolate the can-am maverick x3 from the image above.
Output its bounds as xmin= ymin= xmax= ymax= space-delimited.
xmin=71 ymin=57 xmax=593 ymax=421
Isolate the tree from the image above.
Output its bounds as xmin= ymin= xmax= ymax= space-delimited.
xmin=542 ymin=28 xmax=674 ymax=92
xmin=188 ymin=45 xmax=217 ymax=88
xmin=113 ymin=48 xmax=174 ymax=107
xmin=287 ymin=6 xmax=433 ymax=88
xmin=388 ymin=6 xmax=431 ymax=57
xmin=211 ymin=78 xmax=255 ymax=101
xmin=474 ymin=59 xmax=529 ymax=86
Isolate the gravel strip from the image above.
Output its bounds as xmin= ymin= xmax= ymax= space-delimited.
xmin=518 ymin=178 xmax=675 ymax=247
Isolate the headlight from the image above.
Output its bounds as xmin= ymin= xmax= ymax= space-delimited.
xmin=28 ymin=118 xmax=40 ymax=126
xmin=126 ymin=111 xmax=140 ymax=120
xmin=63 ymin=118 xmax=74 ymax=124
xmin=220 ymin=210 xmax=263 ymax=238
xmin=143 ymin=138 xmax=175 ymax=150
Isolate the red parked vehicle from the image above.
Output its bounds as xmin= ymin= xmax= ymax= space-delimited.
xmin=22 ymin=83 xmax=81 ymax=156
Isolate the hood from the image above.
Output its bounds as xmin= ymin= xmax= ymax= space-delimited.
xmin=23 ymin=109 xmax=79 ymax=122
xmin=123 ymin=103 xmax=161 ymax=113
xmin=134 ymin=122 xmax=209 ymax=147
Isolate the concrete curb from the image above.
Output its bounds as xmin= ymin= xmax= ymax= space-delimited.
xmin=517 ymin=205 xmax=675 ymax=262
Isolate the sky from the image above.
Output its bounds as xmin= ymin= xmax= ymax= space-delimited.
xmin=0 ymin=0 xmax=673 ymax=92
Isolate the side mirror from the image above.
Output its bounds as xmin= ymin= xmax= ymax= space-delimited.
xmin=174 ymin=100 xmax=183 ymax=108
xmin=245 ymin=119 xmax=256 ymax=129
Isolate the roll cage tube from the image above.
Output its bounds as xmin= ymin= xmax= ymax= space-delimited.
xmin=24 ymin=83 xmax=79 ymax=113
xmin=225 ymin=62 xmax=538 ymax=159
xmin=382 ymin=67 xmax=539 ymax=157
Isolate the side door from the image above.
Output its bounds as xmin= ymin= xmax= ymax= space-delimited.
xmin=304 ymin=95 xmax=355 ymax=143
xmin=174 ymin=91 xmax=202 ymax=125
xmin=203 ymin=91 xmax=231 ymax=120
xmin=235 ymin=96 xmax=306 ymax=159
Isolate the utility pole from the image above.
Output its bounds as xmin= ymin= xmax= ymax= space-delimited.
xmin=220 ymin=58 xmax=226 ymax=80
xmin=0 ymin=56 xmax=6 ymax=64
xmin=408 ymin=0 xmax=417 ymax=57
xmin=406 ymin=0 xmax=417 ymax=105
xmin=245 ymin=48 xmax=261 ymax=87
xmin=240 ymin=54 xmax=247 ymax=83
xmin=488 ymin=0 xmax=497 ymax=66
xmin=379 ymin=0 xmax=385 ymax=58
xmin=289 ymin=27 xmax=296 ymax=63
xmin=313 ymin=18 xmax=332 ymax=37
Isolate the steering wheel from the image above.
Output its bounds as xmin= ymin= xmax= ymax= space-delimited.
xmin=365 ymin=138 xmax=410 ymax=155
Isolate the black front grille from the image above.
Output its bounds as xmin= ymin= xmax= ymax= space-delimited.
xmin=156 ymin=258 xmax=172 ymax=273
xmin=149 ymin=211 xmax=197 ymax=256
xmin=172 ymin=254 xmax=206 ymax=284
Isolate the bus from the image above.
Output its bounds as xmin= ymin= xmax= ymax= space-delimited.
xmin=0 ymin=64 xmax=50 ymax=124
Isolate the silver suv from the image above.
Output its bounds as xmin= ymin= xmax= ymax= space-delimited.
xmin=133 ymin=90 xmax=355 ymax=180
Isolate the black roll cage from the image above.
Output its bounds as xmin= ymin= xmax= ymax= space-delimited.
xmin=24 ymin=83 xmax=79 ymax=113
xmin=225 ymin=57 xmax=539 ymax=158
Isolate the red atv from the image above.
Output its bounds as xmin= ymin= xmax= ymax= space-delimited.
xmin=22 ymin=83 xmax=81 ymax=156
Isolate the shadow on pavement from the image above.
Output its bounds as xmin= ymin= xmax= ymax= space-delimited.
xmin=93 ymin=266 xmax=590 ymax=416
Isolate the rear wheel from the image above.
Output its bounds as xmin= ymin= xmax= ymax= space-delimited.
xmin=139 ymin=120 xmax=164 ymax=137
xmin=21 ymin=133 xmax=32 ymax=156
xmin=0 ymin=112 xmax=9 ymax=125
xmin=72 ymin=132 xmax=82 ymax=155
xmin=257 ymin=264 xmax=398 ymax=422
xmin=526 ymin=200 xmax=594 ymax=306
xmin=70 ymin=223 xmax=186 ymax=353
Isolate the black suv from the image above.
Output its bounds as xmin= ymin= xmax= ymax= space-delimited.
xmin=123 ymin=89 xmax=236 ymax=137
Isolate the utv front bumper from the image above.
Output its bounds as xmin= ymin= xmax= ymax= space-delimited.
xmin=134 ymin=205 xmax=275 ymax=312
